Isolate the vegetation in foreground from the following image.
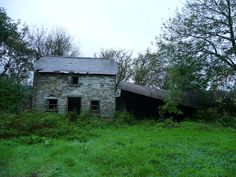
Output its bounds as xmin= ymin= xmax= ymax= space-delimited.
xmin=0 ymin=112 xmax=236 ymax=177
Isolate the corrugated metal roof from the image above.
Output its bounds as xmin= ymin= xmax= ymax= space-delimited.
xmin=34 ymin=56 xmax=118 ymax=75
xmin=118 ymin=82 xmax=205 ymax=108
xmin=118 ymin=81 xmax=168 ymax=100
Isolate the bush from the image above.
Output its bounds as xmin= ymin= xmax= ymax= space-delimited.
xmin=67 ymin=111 xmax=78 ymax=122
xmin=113 ymin=111 xmax=135 ymax=124
xmin=0 ymin=77 xmax=24 ymax=113
xmin=0 ymin=111 xmax=109 ymax=142
xmin=74 ymin=111 xmax=112 ymax=130
xmin=193 ymin=107 xmax=236 ymax=128
xmin=0 ymin=77 xmax=33 ymax=113
xmin=217 ymin=112 xmax=236 ymax=128
xmin=194 ymin=107 xmax=220 ymax=122
xmin=15 ymin=135 xmax=48 ymax=145
xmin=159 ymin=118 xmax=179 ymax=128
xmin=78 ymin=111 xmax=94 ymax=121
xmin=0 ymin=112 xmax=77 ymax=138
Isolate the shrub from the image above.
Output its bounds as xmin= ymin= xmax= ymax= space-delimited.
xmin=194 ymin=108 xmax=220 ymax=122
xmin=15 ymin=135 xmax=47 ymax=145
xmin=67 ymin=111 xmax=78 ymax=123
xmin=193 ymin=107 xmax=236 ymax=128
xmin=159 ymin=118 xmax=179 ymax=128
xmin=113 ymin=111 xmax=135 ymax=124
xmin=0 ymin=77 xmax=24 ymax=113
xmin=75 ymin=111 xmax=111 ymax=130
xmin=0 ymin=77 xmax=32 ymax=113
xmin=78 ymin=111 xmax=94 ymax=121
xmin=0 ymin=111 xmax=107 ymax=142
xmin=217 ymin=112 xmax=236 ymax=128
xmin=0 ymin=113 xmax=18 ymax=137
xmin=0 ymin=112 xmax=77 ymax=138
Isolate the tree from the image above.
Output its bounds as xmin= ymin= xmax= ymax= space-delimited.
xmin=132 ymin=49 xmax=168 ymax=88
xmin=0 ymin=8 xmax=33 ymax=82
xmin=0 ymin=77 xmax=24 ymax=112
xmin=27 ymin=26 xmax=48 ymax=59
xmin=97 ymin=49 xmax=133 ymax=85
xmin=0 ymin=8 xmax=33 ymax=113
xmin=156 ymin=0 xmax=236 ymax=91
xmin=132 ymin=49 xmax=154 ymax=86
xmin=45 ymin=27 xmax=80 ymax=57
xmin=28 ymin=26 xmax=80 ymax=59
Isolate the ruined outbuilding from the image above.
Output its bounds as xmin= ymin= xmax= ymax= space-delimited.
xmin=32 ymin=56 xmax=117 ymax=117
xmin=117 ymin=82 xmax=207 ymax=119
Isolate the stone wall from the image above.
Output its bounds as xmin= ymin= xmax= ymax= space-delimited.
xmin=32 ymin=72 xmax=116 ymax=117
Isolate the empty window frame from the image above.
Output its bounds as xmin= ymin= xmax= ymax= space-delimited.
xmin=71 ymin=76 xmax=79 ymax=85
xmin=90 ymin=100 xmax=100 ymax=114
xmin=48 ymin=99 xmax=58 ymax=111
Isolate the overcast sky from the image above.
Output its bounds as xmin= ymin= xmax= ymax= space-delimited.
xmin=2 ymin=0 xmax=184 ymax=57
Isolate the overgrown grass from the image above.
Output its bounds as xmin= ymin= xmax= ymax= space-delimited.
xmin=0 ymin=113 xmax=236 ymax=177
xmin=0 ymin=111 xmax=110 ymax=141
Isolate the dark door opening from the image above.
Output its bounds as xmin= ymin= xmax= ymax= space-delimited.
xmin=68 ymin=97 xmax=81 ymax=114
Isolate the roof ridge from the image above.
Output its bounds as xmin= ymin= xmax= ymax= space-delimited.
xmin=43 ymin=56 xmax=111 ymax=60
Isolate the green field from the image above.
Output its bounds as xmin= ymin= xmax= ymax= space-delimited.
xmin=1 ymin=121 xmax=236 ymax=177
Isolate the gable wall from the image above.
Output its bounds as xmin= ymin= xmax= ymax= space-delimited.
xmin=32 ymin=72 xmax=116 ymax=117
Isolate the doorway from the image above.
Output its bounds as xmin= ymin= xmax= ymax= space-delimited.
xmin=67 ymin=97 xmax=81 ymax=114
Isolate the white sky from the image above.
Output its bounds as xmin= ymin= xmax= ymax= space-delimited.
xmin=1 ymin=0 xmax=184 ymax=57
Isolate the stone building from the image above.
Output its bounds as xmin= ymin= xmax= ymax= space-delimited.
xmin=32 ymin=56 xmax=117 ymax=117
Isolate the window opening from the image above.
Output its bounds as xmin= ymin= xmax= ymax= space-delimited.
xmin=90 ymin=100 xmax=100 ymax=114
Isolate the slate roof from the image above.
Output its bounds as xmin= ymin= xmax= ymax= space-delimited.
xmin=34 ymin=56 xmax=118 ymax=75
xmin=118 ymin=82 xmax=207 ymax=108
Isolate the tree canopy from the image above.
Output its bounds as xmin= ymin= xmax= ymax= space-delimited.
xmin=132 ymin=49 xmax=167 ymax=88
xmin=28 ymin=26 xmax=80 ymax=59
xmin=97 ymin=48 xmax=133 ymax=85
xmin=0 ymin=8 xmax=33 ymax=81
xmin=156 ymin=0 xmax=236 ymax=91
